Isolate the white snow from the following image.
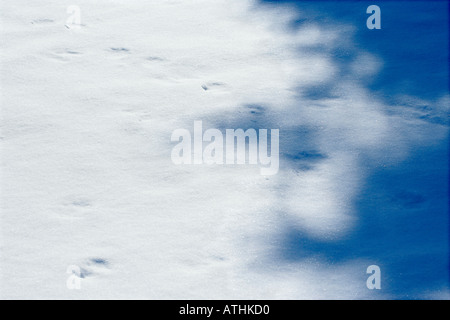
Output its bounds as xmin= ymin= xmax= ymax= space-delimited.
xmin=0 ymin=0 xmax=448 ymax=299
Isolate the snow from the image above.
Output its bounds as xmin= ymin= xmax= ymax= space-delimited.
xmin=0 ymin=0 xmax=448 ymax=299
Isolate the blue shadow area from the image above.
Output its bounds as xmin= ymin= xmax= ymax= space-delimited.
xmin=208 ymin=104 xmax=329 ymax=174
xmin=261 ymin=0 xmax=449 ymax=103
xmin=256 ymin=0 xmax=449 ymax=298
xmin=280 ymin=140 xmax=448 ymax=298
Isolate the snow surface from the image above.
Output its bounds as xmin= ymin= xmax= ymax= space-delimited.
xmin=0 ymin=0 xmax=448 ymax=299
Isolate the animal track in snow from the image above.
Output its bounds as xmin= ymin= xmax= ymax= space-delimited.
xmin=71 ymin=199 xmax=91 ymax=208
xmin=31 ymin=18 xmax=54 ymax=25
xmin=73 ymin=258 xmax=111 ymax=279
xmin=201 ymin=82 xmax=229 ymax=92
xmin=244 ymin=104 xmax=265 ymax=115
xmin=45 ymin=49 xmax=83 ymax=62
xmin=146 ymin=56 xmax=164 ymax=62
xmin=57 ymin=197 xmax=93 ymax=220
xmin=110 ymin=47 xmax=130 ymax=53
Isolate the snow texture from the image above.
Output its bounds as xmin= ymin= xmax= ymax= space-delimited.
xmin=0 ymin=0 xmax=448 ymax=299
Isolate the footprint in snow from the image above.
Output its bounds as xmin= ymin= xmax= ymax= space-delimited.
xmin=31 ymin=19 xmax=54 ymax=24
xmin=72 ymin=258 xmax=111 ymax=279
xmin=201 ymin=82 xmax=228 ymax=92
xmin=46 ymin=49 xmax=82 ymax=62
xmin=110 ymin=47 xmax=130 ymax=53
